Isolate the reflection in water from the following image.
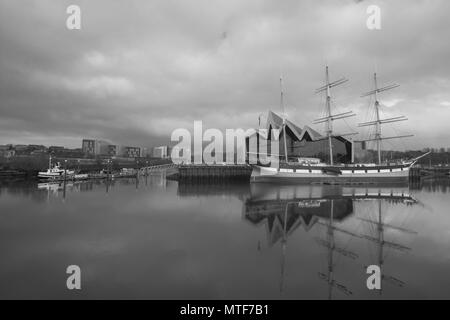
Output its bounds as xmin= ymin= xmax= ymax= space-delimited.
xmin=244 ymin=183 xmax=418 ymax=299
xmin=1 ymin=175 xmax=449 ymax=299
xmin=177 ymin=181 xmax=250 ymax=199
xmin=410 ymin=177 xmax=450 ymax=193
xmin=2 ymin=172 xmax=171 ymax=204
xmin=32 ymin=172 xmax=169 ymax=202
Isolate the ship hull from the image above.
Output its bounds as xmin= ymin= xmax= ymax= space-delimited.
xmin=37 ymin=173 xmax=64 ymax=179
xmin=38 ymin=171 xmax=75 ymax=179
xmin=250 ymin=164 xmax=410 ymax=185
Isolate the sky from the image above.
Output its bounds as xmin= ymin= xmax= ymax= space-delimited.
xmin=0 ymin=0 xmax=449 ymax=150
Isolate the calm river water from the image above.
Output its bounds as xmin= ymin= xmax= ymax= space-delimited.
xmin=1 ymin=174 xmax=449 ymax=299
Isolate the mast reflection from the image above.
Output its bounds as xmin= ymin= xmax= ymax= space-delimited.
xmin=243 ymin=183 xmax=418 ymax=299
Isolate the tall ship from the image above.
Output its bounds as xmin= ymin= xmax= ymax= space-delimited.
xmin=38 ymin=155 xmax=75 ymax=179
xmin=250 ymin=67 xmax=429 ymax=184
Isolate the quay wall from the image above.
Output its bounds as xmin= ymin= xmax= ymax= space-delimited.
xmin=175 ymin=164 xmax=252 ymax=181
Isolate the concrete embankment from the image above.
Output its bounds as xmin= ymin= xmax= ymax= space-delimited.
xmin=166 ymin=164 xmax=252 ymax=181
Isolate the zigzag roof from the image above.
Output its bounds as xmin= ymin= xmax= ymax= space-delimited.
xmin=248 ymin=110 xmax=351 ymax=144
xmin=266 ymin=111 xmax=324 ymax=141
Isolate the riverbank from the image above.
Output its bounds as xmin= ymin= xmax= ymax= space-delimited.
xmin=0 ymin=155 xmax=173 ymax=181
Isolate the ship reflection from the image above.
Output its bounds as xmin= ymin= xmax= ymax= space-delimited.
xmin=35 ymin=172 xmax=168 ymax=201
xmin=244 ymin=183 xmax=418 ymax=299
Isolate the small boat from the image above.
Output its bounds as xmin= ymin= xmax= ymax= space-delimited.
xmin=38 ymin=155 xmax=74 ymax=179
xmin=37 ymin=182 xmax=63 ymax=191
xmin=112 ymin=168 xmax=137 ymax=178
xmin=74 ymin=173 xmax=89 ymax=180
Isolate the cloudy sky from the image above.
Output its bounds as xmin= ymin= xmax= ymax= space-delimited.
xmin=0 ymin=0 xmax=449 ymax=150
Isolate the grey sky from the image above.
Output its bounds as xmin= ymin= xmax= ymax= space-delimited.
xmin=0 ymin=0 xmax=449 ymax=150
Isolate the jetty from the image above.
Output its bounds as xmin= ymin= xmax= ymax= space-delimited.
xmin=167 ymin=164 xmax=252 ymax=181
xmin=410 ymin=166 xmax=450 ymax=179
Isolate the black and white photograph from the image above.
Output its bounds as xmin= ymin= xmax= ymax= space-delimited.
xmin=1 ymin=0 xmax=450 ymax=307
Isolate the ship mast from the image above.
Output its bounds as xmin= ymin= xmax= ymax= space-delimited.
xmin=280 ymin=203 xmax=288 ymax=293
xmin=316 ymin=199 xmax=357 ymax=298
xmin=280 ymin=76 xmax=288 ymax=163
xmin=374 ymin=74 xmax=382 ymax=165
xmin=376 ymin=200 xmax=384 ymax=294
xmin=314 ymin=66 xmax=356 ymax=165
xmin=359 ymin=196 xmax=417 ymax=292
xmin=325 ymin=68 xmax=334 ymax=166
xmin=357 ymin=73 xmax=413 ymax=165
xmin=326 ymin=199 xmax=335 ymax=300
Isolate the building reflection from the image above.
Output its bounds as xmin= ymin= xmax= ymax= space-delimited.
xmin=243 ymin=183 xmax=418 ymax=299
xmin=245 ymin=192 xmax=353 ymax=246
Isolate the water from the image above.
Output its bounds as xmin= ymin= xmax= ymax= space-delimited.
xmin=1 ymin=175 xmax=450 ymax=299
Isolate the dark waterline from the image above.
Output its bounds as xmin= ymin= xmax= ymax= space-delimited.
xmin=1 ymin=175 xmax=450 ymax=299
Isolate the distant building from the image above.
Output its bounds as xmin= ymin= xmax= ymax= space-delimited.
xmin=108 ymin=144 xmax=140 ymax=157
xmin=0 ymin=150 xmax=15 ymax=158
xmin=153 ymin=146 xmax=168 ymax=158
xmin=107 ymin=144 xmax=118 ymax=156
xmin=28 ymin=145 xmax=47 ymax=153
xmin=82 ymin=139 xmax=96 ymax=156
xmin=107 ymin=144 xmax=135 ymax=157
xmin=48 ymin=146 xmax=84 ymax=158
xmin=98 ymin=141 xmax=109 ymax=155
xmin=125 ymin=146 xmax=141 ymax=158
xmin=48 ymin=146 xmax=65 ymax=154
xmin=14 ymin=144 xmax=28 ymax=154
xmin=140 ymin=147 xmax=150 ymax=158
xmin=0 ymin=144 xmax=47 ymax=156
xmin=82 ymin=139 xmax=146 ymax=158
xmin=0 ymin=145 xmax=15 ymax=158
xmin=82 ymin=139 xmax=110 ymax=156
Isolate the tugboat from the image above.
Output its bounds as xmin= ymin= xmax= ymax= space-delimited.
xmin=250 ymin=67 xmax=430 ymax=184
xmin=38 ymin=155 xmax=74 ymax=179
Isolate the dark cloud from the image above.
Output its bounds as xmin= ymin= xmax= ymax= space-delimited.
xmin=0 ymin=0 xmax=449 ymax=149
